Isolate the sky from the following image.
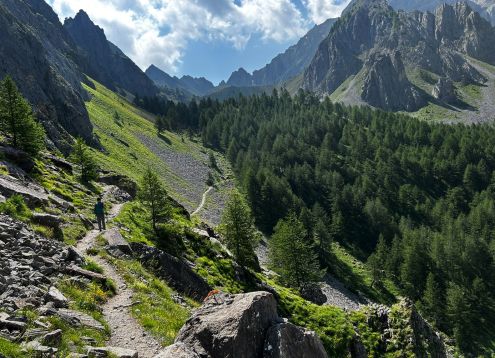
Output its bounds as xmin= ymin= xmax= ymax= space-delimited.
xmin=47 ymin=0 xmax=351 ymax=84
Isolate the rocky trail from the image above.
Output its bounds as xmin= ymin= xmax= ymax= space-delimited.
xmin=74 ymin=195 xmax=162 ymax=358
xmin=191 ymin=186 xmax=213 ymax=216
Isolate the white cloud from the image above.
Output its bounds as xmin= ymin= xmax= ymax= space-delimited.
xmin=47 ymin=0 xmax=308 ymax=74
xmin=304 ymin=0 xmax=351 ymax=24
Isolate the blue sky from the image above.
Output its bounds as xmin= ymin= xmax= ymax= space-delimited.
xmin=47 ymin=0 xmax=351 ymax=84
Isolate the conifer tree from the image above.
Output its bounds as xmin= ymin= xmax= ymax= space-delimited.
xmin=138 ymin=167 xmax=170 ymax=232
xmin=367 ymin=235 xmax=387 ymax=288
xmin=70 ymin=138 xmax=98 ymax=183
xmin=0 ymin=76 xmax=45 ymax=156
xmin=220 ymin=189 xmax=259 ymax=268
xmin=270 ymin=212 xmax=323 ymax=288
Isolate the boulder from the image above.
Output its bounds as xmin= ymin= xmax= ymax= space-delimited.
xmin=42 ymin=329 xmax=63 ymax=346
xmin=104 ymin=228 xmax=132 ymax=256
xmin=0 ymin=175 xmax=49 ymax=207
xmin=44 ymin=153 xmax=74 ymax=173
xmin=66 ymin=265 xmax=108 ymax=283
xmin=0 ymin=146 xmax=35 ymax=172
xmin=130 ymin=242 xmax=211 ymax=300
xmin=299 ymin=283 xmax=327 ymax=305
xmin=56 ymin=309 xmax=105 ymax=331
xmin=154 ymin=343 xmax=200 ymax=358
xmin=44 ymin=286 xmax=68 ymax=308
xmin=32 ymin=213 xmax=63 ymax=228
xmin=87 ymin=346 xmax=138 ymax=358
xmin=98 ymin=173 xmax=137 ymax=198
xmin=175 ymin=292 xmax=279 ymax=358
xmin=263 ymin=322 xmax=328 ymax=358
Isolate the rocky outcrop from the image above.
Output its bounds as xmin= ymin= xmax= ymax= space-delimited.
xmin=104 ymin=228 xmax=132 ymax=256
xmin=361 ymin=51 xmax=427 ymax=111
xmin=156 ymin=292 xmax=327 ymax=358
xmin=263 ymin=322 xmax=328 ymax=358
xmin=130 ymin=242 xmax=211 ymax=300
xmin=0 ymin=0 xmax=93 ymax=152
xmin=98 ymin=173 xmax=138 ymax=199
xmin=303 ymin=0 xmax=495 ymax=112
xmin=432 ymin=77 xmax=457 ymax=102
xmin=64 ymin=10 xmax=158 ymax=98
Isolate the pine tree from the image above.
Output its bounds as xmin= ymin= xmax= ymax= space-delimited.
xmin=70 ymin=138 xmax=98 ymax=183
xmin=220 ymin=189 xmax=259 ymax=268
xmin=0 ymin=76 xmax=45 ymax=156
xmin=138 ymin=168 xmax=170 ymax=232
xmin=155 ymin=116 xmax=166 ymax=133
xmin=367 ymin=235 xmax=387 ymax=288
xmin=270 ymin=212 xmax=323 ymax=288
xmin=421 ymin=272 xmax=445 ymax=328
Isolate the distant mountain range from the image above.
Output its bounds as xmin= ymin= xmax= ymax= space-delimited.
xmin=145 ymin=65 xmax=214 ymax=97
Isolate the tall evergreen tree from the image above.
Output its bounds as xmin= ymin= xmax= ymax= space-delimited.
xmin=220 ymin=189 xmax=259 ymax=268
xmin=0 ymin=76 xmax=45 ymax=156
xmin=138 ymin=168 xmax=170 ymax=232
xmin=270 ymin=212 xmax=323 ymax=288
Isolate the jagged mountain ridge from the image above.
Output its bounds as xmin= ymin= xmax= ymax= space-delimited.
xmin=0 ymin=0 xmax=93 ymax=152
xmin=64 ymin=10 xmax=158 ymax=98
xmin=303 ymin=0 xmax=495 ymax=112
xmin=388 ymin=0 xmax=495 ymax=24
xmin=224 ymin=18 xmax=337 ymax=88
xmin=145 ymin=64 xmax=214 ymax=97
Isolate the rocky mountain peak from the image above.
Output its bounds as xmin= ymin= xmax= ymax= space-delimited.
xmin=226 ymin=67 xmax=253 ymax=87
xmin=64 ymin=10 xmax=157 ymax=97
xmin=303 ymin=0 xmax=495 ymax=111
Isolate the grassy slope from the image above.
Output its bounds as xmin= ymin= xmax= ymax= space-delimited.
xmin=84 ymin=79 xmax=232 ymax=224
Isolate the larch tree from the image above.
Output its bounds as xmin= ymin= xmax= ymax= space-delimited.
xmin=138 ymin=167 xmax=170 ymax=232
xmin=220 ymin=189 xmax=259 ymax=269
xmin=0 ymin=75 xmax=45 ymax=156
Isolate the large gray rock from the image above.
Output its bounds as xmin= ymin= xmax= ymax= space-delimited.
xmin=87 ymin=346 xmax=138 ymax=358
xmin=154 ymin=343 xmax=199 ymax=358
xmin=175 ymin=292 xmax=279 ymax=358
xmin=32 ymin=213 xmax=63 ymax=229
xmin=130 ymin=243 xmax=211 ymax=300
xmin=104 ymin=228 xmax=132 ymax=256
xmin=263 ymin=322 xmax=328 ymax=358
xmin=165 ymin=291 xmax=329 ymax=358
xmin=0 ymin=175 xmax=49 ymax=207
xmin=44 ymin=286 xmax=68 ymax=308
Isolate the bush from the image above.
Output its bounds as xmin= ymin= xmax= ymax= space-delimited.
xmin=0 ymin=195 xmax=31 ymax=220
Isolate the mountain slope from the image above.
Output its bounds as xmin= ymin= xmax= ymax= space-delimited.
xmin=303 ymin=0 xmax=495 ymax=113
xmin=224 ymin=18 xmax=336 ymax=88
xmin=64 ymin=10 xmax=158 ymax=98
xmin=145 ymin=65 xmax=214 ymax=97
xmin=0 ymin=0 xmax=93 ymax=152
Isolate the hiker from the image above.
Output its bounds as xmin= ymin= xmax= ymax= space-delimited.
xmin=94 ymin=197 xmax=106 ymax=231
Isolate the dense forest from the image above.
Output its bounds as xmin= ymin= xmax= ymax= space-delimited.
xmin=136 ymin=90 xmax=495 ymax=354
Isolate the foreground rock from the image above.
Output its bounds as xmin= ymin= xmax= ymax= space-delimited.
xmin=155 ymin=291 xmax=328 ymax=358
xmin=264 ymin=322 xmax=328 ymax=358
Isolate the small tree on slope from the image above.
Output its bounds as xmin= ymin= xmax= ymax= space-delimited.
xmin=138 ymin=167 xmax=170 ymax=233
xmin=70 ymin=138 xmax=98 ymax=184
xmin=220 ymin=189 xmax=259 ymax=269
xmin=270 ymin=212 xmax=323 ymax=289
xmin=0 ymin=75 xmax=45 ymax=156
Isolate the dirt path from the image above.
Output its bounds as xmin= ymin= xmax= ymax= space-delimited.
xmin=191 ymin=186 xmax=213 ymax=216
xmin=75 ymin=200 xmax=162 ymax=358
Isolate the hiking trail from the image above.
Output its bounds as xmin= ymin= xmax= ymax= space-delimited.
xmin=191 ymin=186 xmax=213 ymax=216
xmin=74 ymin=191 xmax=162 ymax=358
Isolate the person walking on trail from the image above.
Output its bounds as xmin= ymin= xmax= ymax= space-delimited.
xmin=94 ymin=197 xmax=106 ymax=231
